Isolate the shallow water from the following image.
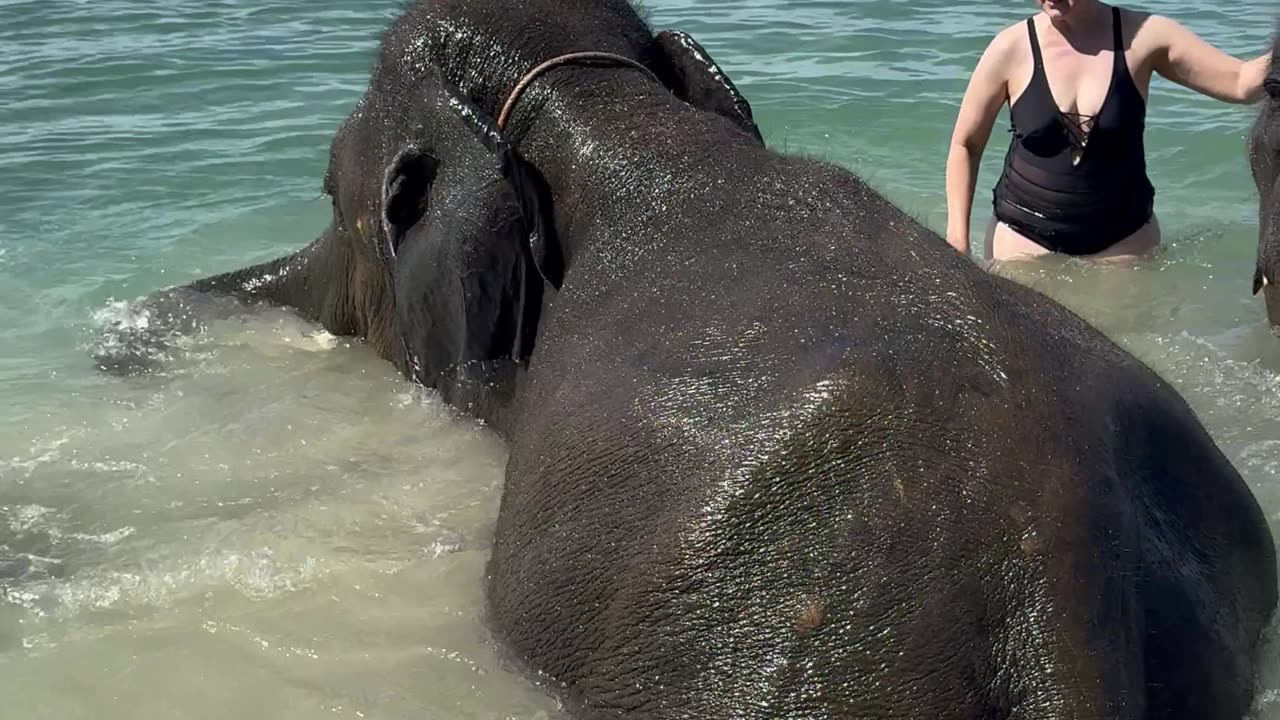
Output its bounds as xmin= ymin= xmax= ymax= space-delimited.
xmin=1 ymin=0 xmax=1278 ymax=716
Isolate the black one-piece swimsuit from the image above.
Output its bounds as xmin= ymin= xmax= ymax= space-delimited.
xmin=992 ymin=7 xmax=1155 ymax=255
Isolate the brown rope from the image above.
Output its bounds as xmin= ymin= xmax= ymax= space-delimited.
xmin=496 ymin=51 xmax=660 ymax=131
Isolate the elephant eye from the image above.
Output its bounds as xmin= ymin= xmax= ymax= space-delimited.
xmin=323 ymin=169 xmax=348 ymax=230
xmin=330 ymin=196 xmax=347 ymax=231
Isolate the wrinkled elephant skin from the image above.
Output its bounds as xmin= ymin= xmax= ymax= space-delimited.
xmin=107 ymin=2 xmax=1277 ymax=718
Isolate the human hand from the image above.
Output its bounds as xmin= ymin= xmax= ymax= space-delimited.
xmin=945 ymin=226 xmax=971 ymax=257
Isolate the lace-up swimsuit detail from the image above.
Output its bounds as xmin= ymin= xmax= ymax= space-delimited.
xmin=992 ymin=7 xmax=1154 ymax=255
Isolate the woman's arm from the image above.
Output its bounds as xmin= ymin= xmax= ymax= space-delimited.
xmin=1148 ymin=15 xmax=1270 ymax=104
xmin=946 ymin=32 xmax=1012 ymax=256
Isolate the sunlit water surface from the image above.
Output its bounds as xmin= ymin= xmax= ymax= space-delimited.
xmin=1 ymin=0 xmax=1278 ymax=716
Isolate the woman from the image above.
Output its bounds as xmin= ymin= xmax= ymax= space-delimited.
xmin=946 ymin=0 xmax=1270 ymax=261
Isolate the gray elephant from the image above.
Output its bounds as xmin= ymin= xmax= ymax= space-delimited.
xmin=103 ymin=1 xmax=1277 ymax=717
xmin=1251 ymin=38 xmax=1280 ymax=333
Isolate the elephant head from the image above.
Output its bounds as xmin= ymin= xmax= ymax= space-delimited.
xmin=99 ymin=0 xmax=764 ymax=423
xmin=1249 ymin=44 xmax=1280 ymax=333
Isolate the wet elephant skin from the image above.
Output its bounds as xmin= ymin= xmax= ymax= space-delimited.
xmin=105 ymin=2 xmax=1277 ymax=718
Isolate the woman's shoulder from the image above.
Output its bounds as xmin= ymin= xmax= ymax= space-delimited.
xmin=1114 ymin=7 xmax=1181 ymax=54
xmin=962 ymin=20 xmax=1031 ymax=90
xmin=983 ymin=19 xmax=1032 ymax=55
xmin=979 ymin=18 xmax=1033 ymax=68
xmin=992 ymin=17 xmax=1032 ymax=44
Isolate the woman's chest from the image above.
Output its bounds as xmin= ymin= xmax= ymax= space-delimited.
xmin=1008 ymin=42 xmax=1151 ymax=115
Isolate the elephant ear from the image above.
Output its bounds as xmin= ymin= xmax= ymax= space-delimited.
xmin=493 ymin=137 xmax=562 ymax=290
xmin=440 ymin=87 xmax=564 ymax=291
xmin=380 ymin=73 xmax=555 ymax=392
xmin=652 ymin=30 xmax=764 ymax=145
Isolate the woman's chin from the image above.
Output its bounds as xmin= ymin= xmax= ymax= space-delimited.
xmin=1040 ymin=1 xmax=1073 ymax=19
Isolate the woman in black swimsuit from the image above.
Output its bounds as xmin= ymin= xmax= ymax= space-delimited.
xmin=945 ymin=0 xmax=1270 ymax=261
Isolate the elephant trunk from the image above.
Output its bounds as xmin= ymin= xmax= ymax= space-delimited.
xmin=185 ymin=249 xmax=310 ymax=308
xmin=93 ymin=225 xmax=403 ymax=375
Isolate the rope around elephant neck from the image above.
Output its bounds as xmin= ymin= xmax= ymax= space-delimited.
xmin=496 ymin=51 xmax=661 ymax=132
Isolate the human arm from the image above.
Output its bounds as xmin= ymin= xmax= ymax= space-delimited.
xmin=1148 ymin=15 xmax=1271 ymax=104
xmin=945 ymin=33 xmax=1010 ymax=256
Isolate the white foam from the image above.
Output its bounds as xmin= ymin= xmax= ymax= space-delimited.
xmin=91 ymin=297 xmax=152 ymax=332
xmin=7 ymin=504 xmax=57 ymax=533
xmin=8 ymin=546 xmax=325 ymax=618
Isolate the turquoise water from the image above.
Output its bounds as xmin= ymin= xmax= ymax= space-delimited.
xmin=1 ymin=1 xmax=1278 ymax=716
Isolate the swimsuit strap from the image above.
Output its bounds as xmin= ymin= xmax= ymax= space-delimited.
xmin=1026 ymin=18 xmax=1045 ymax=70
xmin=1111 ymin=6 xmax=1125 ymax=68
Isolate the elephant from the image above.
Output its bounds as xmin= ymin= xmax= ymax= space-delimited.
xmin=102 ymin=0 xmax=1278 ymax=717
xmin=1250 ymin=37 xmax=1280 ymax=333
